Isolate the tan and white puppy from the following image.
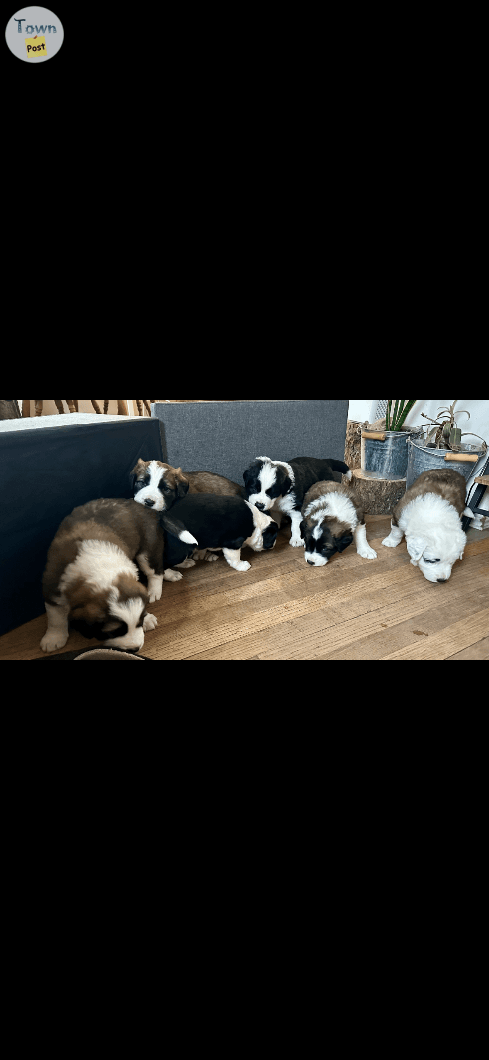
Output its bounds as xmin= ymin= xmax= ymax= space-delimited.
xmin=300 ymin=478 xmax=377 ymax=566
xmin=40 ymin=498 xmax=195 ymax=654
xmin=132 ymin=460 xmax=244 ymax=564
xmin=132 ymin=460 xmax=189 ymax=512
xmin=382 ymin=469 xmax=472 ymax=583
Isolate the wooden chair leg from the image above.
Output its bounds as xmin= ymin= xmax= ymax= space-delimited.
xmin=143 ymin=400 xmax=151 ymax=415
xmin=91 ymin=400 xmax=102 ymax=414
xmin=117 ymin=401 xmax=128 ymax=415
xmin=35 ymin=400 xmax=44 ymax=416
xmin=104 ymin=401 xmax=109 ymax=414
xmin=66 ymin=400 xmax=77 ymax=413
xmin=53 ymin=400 xmax=65 ymax=414
xmin=136 ymin=400 xmax=143 ymax=416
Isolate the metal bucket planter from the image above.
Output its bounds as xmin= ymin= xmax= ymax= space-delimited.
xmin=406 ymin=438 xmax=485 ymax=491
xmin=361 ymin=427 xmax=423 ymax=480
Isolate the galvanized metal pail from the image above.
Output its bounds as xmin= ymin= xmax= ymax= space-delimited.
xmin=361 ymin=427 xmax=423 ymax=480
xmin=406 ymin=438 xmax=484 ymax=491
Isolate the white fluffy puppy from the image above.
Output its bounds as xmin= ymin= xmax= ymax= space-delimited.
xmin=382 ymin=469 xmax=473 ymax=583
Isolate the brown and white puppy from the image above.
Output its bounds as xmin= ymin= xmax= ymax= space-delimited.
xmin=382 ymin=469 xmax=472 ymax=583
xmin=132 ymin=461 xmax=244 ymax=564
xmin=132 ymin=460 xmax=243 ymax=511
xmin=300 ymin=479 xmax=378 ymax=566
xmin=132 ymin=460 xmax=190 ymax=512
xmin=40 ymin=498 xmax=196 ymax=654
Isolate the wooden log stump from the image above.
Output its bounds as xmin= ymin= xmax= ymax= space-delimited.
xmin=344 ymin=420 xmax=367 ymax=470
xmin=351 ymin=468 xmax=407 ymax=515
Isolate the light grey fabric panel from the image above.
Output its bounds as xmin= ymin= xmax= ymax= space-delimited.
xmin=152 ymin=401 xmax=349 ymax=485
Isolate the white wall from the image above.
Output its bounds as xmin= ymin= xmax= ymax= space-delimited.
xmin=348 ymin=400 xmax=372 ymax=422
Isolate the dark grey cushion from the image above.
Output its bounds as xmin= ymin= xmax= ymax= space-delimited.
xmin=153 ymin=401 xmax=349 ymax=486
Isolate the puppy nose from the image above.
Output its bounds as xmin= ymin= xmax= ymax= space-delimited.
xmin=437 ymin=578 xmax=447 ymax=583
xmin=144 ymin=499 xmax=155 ymax=507
xmin=307 ymin=560 xmax=315 ymax=566
xmin=255 ymin=502 xmax=265 ymax=511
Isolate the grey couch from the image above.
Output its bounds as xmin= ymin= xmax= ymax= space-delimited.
xmin=152 ymin=400 xmax=349 ymax=484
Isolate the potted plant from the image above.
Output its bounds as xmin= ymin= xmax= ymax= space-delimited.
xmin=361 ymin=400 xmax=421 ymax=479
xmin=406 ymin=401 xmax=487 ymax=489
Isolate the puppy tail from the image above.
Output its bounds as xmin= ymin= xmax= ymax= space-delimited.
xmin=161 ymin=513 xmax=198 ymax=546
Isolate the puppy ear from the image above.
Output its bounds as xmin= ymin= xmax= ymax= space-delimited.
xmin=336 ymin=534 xmax=353 ymax=554
xmin=406 ymin=536 xmax=427 ymax=562
xmin=174 ymin=469 xmax=189 ymax=498
xmin=71 ymin=602 xmax=105 ymax=624
xmin=282 ymin=476 xmax=292 ymax=495
xmin=243 ymin=468 xmax=252 ymax=486
xmin=130 ymin=458 xmax=146 ymax=496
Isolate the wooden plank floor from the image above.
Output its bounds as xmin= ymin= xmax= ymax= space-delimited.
xmin=1 ymin=515 xmax=488 ymax=661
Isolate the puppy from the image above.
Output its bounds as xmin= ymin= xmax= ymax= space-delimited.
xmin=132 ymin=460 xmax=189 ymax=511
xmin=161 ymin=494 xmax=279 ymax=573
xmin=243 ymin=456 xmax=350 ymax=547
xmin=382 ymin=469 xmax=473 ymax=583
xmin=40 ymin=498 xmax=197 ymax=653
xmin=301 ymin=480 xmax=378 ymax=566
xmin=132 ymin=460 xmax=244 ymax=565
xmin=132 ymin=460 xmax=244 ymax=512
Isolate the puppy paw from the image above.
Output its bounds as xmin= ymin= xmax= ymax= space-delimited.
xmin=147 ymin=578 xmax=163 ymax=602
xmin=358 ymin=546 xmax=378 ymax=560
xmin=176 ymin=558 xmax=196 ymax=569
xmin=290 ymin=537 xmax=305 ymax=548
xmin=143 ymin=613 xmax=158 ymax=632
xmin=236 ymin=561 xmax=251 ymax=572
xmin=382 ymin=535 xmax=399 ymax=548
xmin=205 ymin=553 xmax=219 ymax=562
xmin=192 ymin=550 xmax=208 ymax=561
xmin=40 ymin=631 xmax=69 ymax=653
xmin=163 ymin=569 xmax=183 ymax=582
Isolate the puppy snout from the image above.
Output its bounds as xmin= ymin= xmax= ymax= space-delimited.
xmin=255 ymin=502 xmax=266 ymax=511
xmin=144 ymin=499 xmax=155 ymax=508
xmin=437 ymin=578 xmax=448 ymax=583
xmin=307 ymin=560 xmax=315 ymax=565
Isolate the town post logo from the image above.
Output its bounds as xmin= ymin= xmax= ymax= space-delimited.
xmin=5 ymin=6 xmax=64 ymax=63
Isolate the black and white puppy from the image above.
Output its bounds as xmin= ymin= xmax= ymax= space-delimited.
xmin=161 ymin=494 xmax=279 ymax=573
xmin=243 ymin=456 xmax=350 ymax=547
xmin=300 ymin=480 xmax=377 ymax=566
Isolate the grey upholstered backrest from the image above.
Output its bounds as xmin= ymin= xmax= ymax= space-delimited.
xmin=152 ymin=401 xmax=349 ymax=485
